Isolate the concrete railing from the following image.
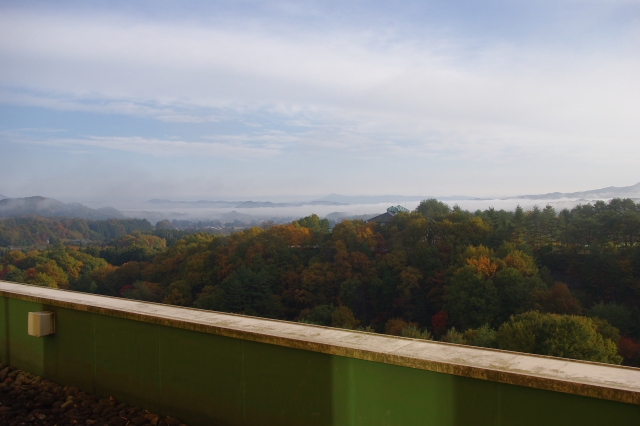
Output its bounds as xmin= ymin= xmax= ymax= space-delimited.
xmin=2 ymin=280 xmax=640 ymax=426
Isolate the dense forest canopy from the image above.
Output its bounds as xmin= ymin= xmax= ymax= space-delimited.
xmin=0 ymin=217 xmax=153 ymax=247
xmin=2 ymin=198 xmax=640 ymax=366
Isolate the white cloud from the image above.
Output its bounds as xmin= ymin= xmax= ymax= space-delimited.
xmin=1 ymin=9 xmax=637 ymax=144
xmin=1 ymin=4 xmax=639 ymax=197
xmin=53 ymin=136 xmax=283 ymax=158
xmin=0 ymin=129 xmax=284 ymax=159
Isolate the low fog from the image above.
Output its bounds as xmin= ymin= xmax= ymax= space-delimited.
xmin=115 ymin=197 xmax=640 ymax=224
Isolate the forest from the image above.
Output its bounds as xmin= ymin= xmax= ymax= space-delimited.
xmin=2 ymin=198 xmax=640 ymax=366
xmin=0 ymin=217 xmax=154 ymax=247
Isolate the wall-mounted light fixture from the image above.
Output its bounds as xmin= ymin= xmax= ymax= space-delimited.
xmin=28 ymin=312 xmax=55 ymax=337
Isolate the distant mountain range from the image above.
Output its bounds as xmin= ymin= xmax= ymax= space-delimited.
xmin=0 ymin=196 xmax=125 ymax=220
xmin=235 ymin=200 xmax=346 ymax=208
xmin=1 ymin=181 xmax=637 ymax=222
xmin=512 ymin=182 xmax=640 ymax=200
xmin=147 ymin=199 xmax=237 ymax=208
xmin=317 ymin=194 xmax=476 ymax=204
xmin=147 ymin=199 xmax=347 ymax=208
xmin=320 ymin=183 xmax=640 ymax=204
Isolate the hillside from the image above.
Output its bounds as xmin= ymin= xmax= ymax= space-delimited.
xmin=515 ymin=182 xmax=640 ymax=200
xmin=0 ymin=216 xmax=153 ymax=247
xmin=4 ymin=198 xmax=640 ymax=365
xmin=0 ymin=196 xmax=125 ymax=220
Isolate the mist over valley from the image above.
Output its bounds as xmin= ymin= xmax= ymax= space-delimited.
xmin=1 ymin=181 xmax=639 ymax=227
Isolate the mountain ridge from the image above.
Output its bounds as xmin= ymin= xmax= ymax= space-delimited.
xmin=511 ymin=182 xmax=640 ymax=200
xmin=147 ymin=199 xmax=347 ymax=208
xmin=0 ymin=196 xmax=125 ymax=220
xmin=317 ymin=194 xmax=476 ymax=204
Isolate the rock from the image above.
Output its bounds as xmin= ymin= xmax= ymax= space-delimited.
xmin=108 ymin=416 xmax=128 ymax=426
xmin=1 ymin=367 xmax=188 ymax=426
xmin=145 ymin=413 xmax=160 ymax=425
xmin=102 ymin=406 xmax=116 ymax=415
xmin=65 ymin=386 xmax=79 ymax=396
xmin=37 ymin=395 xmax=56 ymax=406
xmin=131 ymin=415 xmax=151 ymax=425
xmin=74 ymin=415 xmax=91 ymax=422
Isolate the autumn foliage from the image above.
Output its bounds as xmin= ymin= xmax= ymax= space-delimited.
xmin=3 ymin=198 xmax=640 ymax=365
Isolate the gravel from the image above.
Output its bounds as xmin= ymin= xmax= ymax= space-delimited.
xmin=0 ymin=364 xmax=186 ymax=426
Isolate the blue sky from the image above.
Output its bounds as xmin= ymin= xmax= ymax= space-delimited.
xmin=1 ymin=0 xmax=639 ymax=203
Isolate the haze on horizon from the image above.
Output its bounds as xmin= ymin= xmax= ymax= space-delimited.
xmin=1 ymin=0 xmax=639 ymax=202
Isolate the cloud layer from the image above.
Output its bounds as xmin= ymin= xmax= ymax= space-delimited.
xmin=1 ymin=1 xmax=639 ymax=199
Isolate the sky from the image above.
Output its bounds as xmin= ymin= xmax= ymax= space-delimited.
xmin=1 ymin=0 xmax=639 ymax=203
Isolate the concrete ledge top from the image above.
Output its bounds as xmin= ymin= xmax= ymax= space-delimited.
xmin=2 ymin=280 xmax=640 ymax=405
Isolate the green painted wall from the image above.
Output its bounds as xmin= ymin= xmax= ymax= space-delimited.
xmin=1 ymin=294 xmax=640 ymax=426
xmin=1 ymin=298 xmax=45 ymax=375
xmin=0 ymin=297 xmax=8 ymax=365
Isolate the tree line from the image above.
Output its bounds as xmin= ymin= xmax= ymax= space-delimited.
xmin=0 ymin=217 xmax=153 ymax=247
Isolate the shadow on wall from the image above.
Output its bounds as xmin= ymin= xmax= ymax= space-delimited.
xmin=1 ymin=297 xmax=639 ymax=426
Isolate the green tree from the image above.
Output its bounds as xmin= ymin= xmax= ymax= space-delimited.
xmin=295 ymin=214 xmax=330 ymax=234
xmin=462 ymin=324 xmax=497 ymax=348
xmin=162 ymin=280 xmax=193 ymax=306
xmin=445 ymin=265 xmax=499 ymax=329
xmin=31 ymin=272 xmax=57 ymax=288
xmin=331 ymin=305 xmax=359 ymax=329
xmin=122 ymin=281 xmax=163 ymax=303
xmin=496 ymin=311 xmax=622 ymax=364
xmin=588 ymin=302 xmax=632 ymax=336
xmin=416 ymin=199 xmax=451 ymax=220
xmin=591 ymin=317 xmax=621 ymax=344
xmin=193 ymin=286 xmax=225 ymax=311
xmin=400 ymin=324 xmax=432 ymax=340
xmin=299 ymin=304 xmax=334 ymax=326
xmin=3 ymin=265 xmax=27 ymax=283
xmin=535 ymin=282 xmax=582 ymax=315
xmin=493 ymin=268 xmax=530 ymax=323
xmin=442 ymin=327 xmax=465 ymax=344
